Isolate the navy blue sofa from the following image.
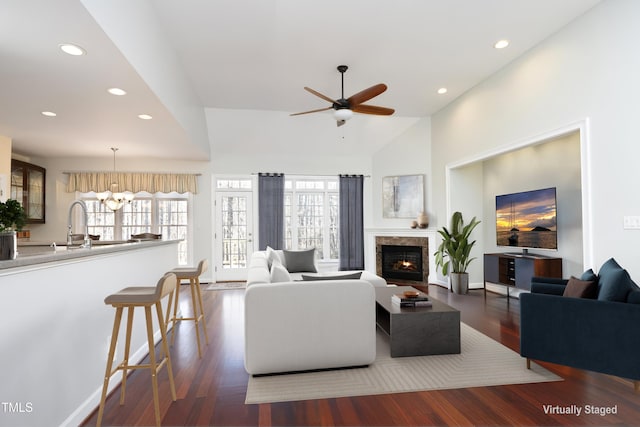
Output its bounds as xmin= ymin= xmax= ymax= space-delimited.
xmin=520 ymin=258 xmax=640 ymax=391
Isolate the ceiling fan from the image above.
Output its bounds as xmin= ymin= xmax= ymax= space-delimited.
xmin=291 ymin=65 xmax=395 ymax=127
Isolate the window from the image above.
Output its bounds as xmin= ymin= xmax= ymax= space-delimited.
xmin=284 ymin=177 xmax=339 ymax=261
xmin=85 ymin=200 xmax=115 ymax=240
xmin=80 ymin=192 xmax=191 ymax=265
xmin=122 ymin=199 xmax=153 ymax=239
xmin=217 ymin=178 xmax=252 ymax=190
xmin=158 ymin=199 xmax=189 ymax=265
xmin=220 ymin=195 xmax=248 ymax=269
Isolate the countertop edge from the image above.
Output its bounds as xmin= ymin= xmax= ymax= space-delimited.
xmin=0 ymin=240 xmax=181 ymax=272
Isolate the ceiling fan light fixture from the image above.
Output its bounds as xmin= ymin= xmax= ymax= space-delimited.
xmin=334 ymin=108 xmax=353 ymax=122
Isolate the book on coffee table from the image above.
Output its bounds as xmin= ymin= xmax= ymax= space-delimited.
xmin=392 ymin=293 xmax=432 ymax=307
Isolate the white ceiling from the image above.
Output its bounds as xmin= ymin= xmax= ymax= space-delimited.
xmin=0 ymin=0 xmax=600 ymax=160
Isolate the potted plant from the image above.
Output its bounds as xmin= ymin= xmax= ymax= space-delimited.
xmin=434 ymin=211 xmax=481 ymax=294
xmin=0 ymin=199 xmax=27 ymax=260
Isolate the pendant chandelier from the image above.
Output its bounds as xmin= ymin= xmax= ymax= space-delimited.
xmin=96 ymin=147 xmax=134 ymax=211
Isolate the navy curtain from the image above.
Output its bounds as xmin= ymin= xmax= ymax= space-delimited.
xmin=339 ymin=174 xmax=364 ymax=270
xmin=258 ymin=173 xmax=284 ymax=250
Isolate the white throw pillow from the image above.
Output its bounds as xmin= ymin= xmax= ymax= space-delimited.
xmin=266 ymin=246 xmax=283 ymax=268
xmin=270 ymin=260 xmax=291 ymax=283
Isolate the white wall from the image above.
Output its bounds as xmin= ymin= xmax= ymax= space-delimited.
xmin=446 ymin=162 xmax=485 ymax=285
xmin=432 ymin=0 xmax=640 ymax=277
xmin=371 ymin=117 xmax=432 ymax=229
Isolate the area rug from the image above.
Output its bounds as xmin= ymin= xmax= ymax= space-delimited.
xmin=205 ymin=282 xmax=246 ymax=291
xmin=245 ymin=323 xmax=561 ymax=404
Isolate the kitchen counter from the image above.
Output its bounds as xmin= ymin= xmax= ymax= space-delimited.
xmin=1 ymin=239 xmax=182 ymax=427
xmin=0 ymin=239 xmax=178 ymax=271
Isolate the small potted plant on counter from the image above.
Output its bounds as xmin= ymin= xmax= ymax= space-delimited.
xmin=0 ymin=199 xmax=27 ymax=260
xmin=434 ymin=211 xmax=481 ymax=294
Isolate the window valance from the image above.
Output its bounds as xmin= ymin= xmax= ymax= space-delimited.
xmin=65 ymin=172 xmax=199 ymax=194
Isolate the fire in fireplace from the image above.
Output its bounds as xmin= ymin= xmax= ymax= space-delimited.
xmin=380 ymin=245 xmax=423 ymax=281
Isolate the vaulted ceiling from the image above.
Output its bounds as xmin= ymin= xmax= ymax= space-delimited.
xmin=0 ymin=0 xmax=600 ymax=160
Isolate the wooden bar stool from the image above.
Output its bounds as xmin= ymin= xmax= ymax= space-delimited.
xmin=166 ymin=259 xmax=209 ymax=358
xmin=96 ymin=272 xmax=178 ymax=427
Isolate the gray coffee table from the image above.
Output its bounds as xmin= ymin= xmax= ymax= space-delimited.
xmin=375 ymin=286 xmax=461 ymax=357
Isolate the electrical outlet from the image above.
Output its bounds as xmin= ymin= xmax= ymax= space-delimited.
xmin=623 ymin=216 xmax=640 ymax=229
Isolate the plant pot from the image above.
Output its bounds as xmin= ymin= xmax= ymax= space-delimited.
xmin=450 ymin=272 xmax=469 ymax=294
xmin=0 ymin=231 xmax=17 ymax=260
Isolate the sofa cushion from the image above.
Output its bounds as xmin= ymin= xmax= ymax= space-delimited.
xmin=270 ymin=260 xmax=291 ymax=283
xmin=283 ymin=248 xmax=317 ymax=273
xmin=580 ymin=268 xmax=597 ymax=282
xmin=627 ymin=290 xmax=640 ymax=304
xmin=301 ymin=272 xmax=363 ymax=281
xmin=563 ymin=276 xmax=597 ymax=299
xmin=597 ymin=258 xmax=636 ymax=302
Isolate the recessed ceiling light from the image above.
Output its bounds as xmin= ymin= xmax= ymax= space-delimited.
xmin=437 ymin=88 xmax=448 ymax=94
xmin=138 ymin=114 xmax=153 ymax=120
xmin=108 ymin=88 xmax=127 ymax=96
xmin=59 ymin=43 xmax=86 ymax=56
xmin=494 ymin=39 xmax=510 ymax=49
xmin=41 ymin=111 xmax=57 ymax=117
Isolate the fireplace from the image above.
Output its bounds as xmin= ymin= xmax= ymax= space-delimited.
xmin=380 ymin=245 xmax=423 ymax=281
xmin=376 ymin=236 xmax=429 ymax=285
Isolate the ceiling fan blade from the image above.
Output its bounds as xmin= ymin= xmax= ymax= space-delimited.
xmin=290 ymin=106 xmax=333 ymax=116
xmin=347 ymin=83 xmax=388 ymax=106
xmin=352 ymin=104 xmax=395 ymax=116
xmin=304 ymin=87 xmax=337 ymax=104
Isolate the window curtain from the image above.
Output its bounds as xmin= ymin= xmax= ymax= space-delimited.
xmin=258 ymin=173 xmax=285 ymax=250
xmin=66 ymin=172 xmax=198 ymax=194
xmin=339 ymin=174 xmax=364 ymax=270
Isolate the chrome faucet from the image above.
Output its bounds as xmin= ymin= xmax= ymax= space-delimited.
xmin=67 ymin=200 xmax=92 ymax=248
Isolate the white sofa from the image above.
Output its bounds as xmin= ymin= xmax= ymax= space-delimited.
xmin=244 ymin=249 xmax=386 ymax=375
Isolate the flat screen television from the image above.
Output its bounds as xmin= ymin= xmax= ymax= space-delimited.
xmin=495 ymin=187 xmax=557 ymax=253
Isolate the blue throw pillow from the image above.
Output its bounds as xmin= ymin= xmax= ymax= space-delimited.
xmin=597 ymin=258 xmax=636 ymax=302
xmin=596 ymin=258 xmax=621 ymax=294
xmin=580 ymin=268 xmax=597 ymax=282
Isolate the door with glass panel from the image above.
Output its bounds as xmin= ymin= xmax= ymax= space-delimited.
xmin=215 ymin=192 xmax=254 ymax=281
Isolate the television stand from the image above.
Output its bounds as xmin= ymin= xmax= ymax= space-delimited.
xmin=483 ymin=253 xmax=562 ymax=303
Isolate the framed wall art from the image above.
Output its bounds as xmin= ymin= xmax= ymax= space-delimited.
xmin=382 ymin=174 xmax=425 ymax=218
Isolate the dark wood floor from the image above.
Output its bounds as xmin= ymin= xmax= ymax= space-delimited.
xmin=82 ymin=284 xmax=640 ymax=426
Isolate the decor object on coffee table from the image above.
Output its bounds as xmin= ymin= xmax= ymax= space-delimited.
xmin=434 ymin=211 xmax=481 ymax=294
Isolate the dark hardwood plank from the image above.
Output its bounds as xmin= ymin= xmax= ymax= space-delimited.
xmin=82 ymin=284 xmax=640 ymax=426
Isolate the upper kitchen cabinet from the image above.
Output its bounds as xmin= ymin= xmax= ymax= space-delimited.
xmin=11 ymin=159 xmax=45 ymax=223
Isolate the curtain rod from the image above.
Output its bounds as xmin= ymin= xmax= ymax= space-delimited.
xmin=251 ymin=173 xmax=370 ymax=178
xmin=63 ymin=171 xmax=202 ymax=176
